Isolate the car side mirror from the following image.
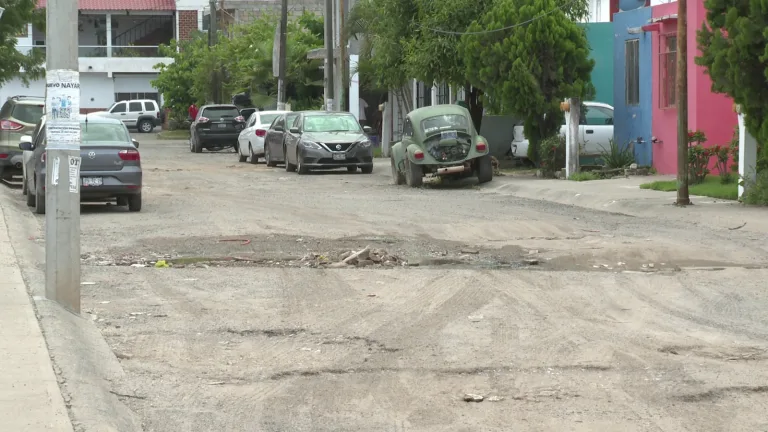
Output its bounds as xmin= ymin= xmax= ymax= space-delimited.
xmin=19 ymin=135 xmax=34 ymax=151
xmin=131 ymin=139 xmax=140 ymax=148
xmin=289 ymin=127 xmax=300 ymax=134
xmin=363 ymin=126 xmax=373 ymax=134
xmin=274 ymin=126 xmax=284 ymax=132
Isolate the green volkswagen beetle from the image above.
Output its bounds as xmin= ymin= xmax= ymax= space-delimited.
xmin=390 ymin=104 xmax=493 ymax=187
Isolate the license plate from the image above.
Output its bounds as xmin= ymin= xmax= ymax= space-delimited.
xmin=217 ymin=123 xmax=227 ymax=129
xmin=441 ymin=131 xmax=458 ymax=140
xmin=332 ymin=153 xmax=346 ymax=161
xmin=82 ymin=177 xmax=102 ymax=187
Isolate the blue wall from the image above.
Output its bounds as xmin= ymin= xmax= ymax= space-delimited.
xmin=613 ymin=7 xmax=653 ymax=166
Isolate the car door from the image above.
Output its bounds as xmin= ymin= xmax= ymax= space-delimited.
xmin=284 ymin=114 xmax=302 ymax=163
xmin=580 ymin=104 xmax=614 ymax=156
xmin=109 ymin=102 xmax=128 ymax=125
xmin=22 ymin=120 xmax=43 ymax=182
xmin=27 ymin=123 xmax=47 ymax=192
xmin=125 ymin=101 xmax=143 ymax=128
xmin=239 ymin=113 xmax=257 ymax=150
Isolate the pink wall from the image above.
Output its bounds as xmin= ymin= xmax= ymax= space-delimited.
xmin=650 ymin=0 xmax=737 ymax=175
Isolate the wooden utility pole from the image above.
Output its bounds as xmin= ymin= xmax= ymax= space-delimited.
xmin=675 ymin=0 xmax=690 ymax=205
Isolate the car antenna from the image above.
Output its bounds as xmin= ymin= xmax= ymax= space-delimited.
xmin=84 ymin=114 xmax=88 ymax=132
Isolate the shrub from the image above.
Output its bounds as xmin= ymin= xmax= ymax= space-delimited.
xmin=741 ymin=169 xmax=768 ymax=205
xmin=569 ymin=171 xmax=600 ymax=181
xmin=598 ymin=139 xmax=635 ymax=169
xmin=538 ymin=134 xmax=565 ymax=177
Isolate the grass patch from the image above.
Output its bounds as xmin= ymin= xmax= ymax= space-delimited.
xmin=569 ymin=171 xmax=601 ymax=182
xmin=156 ymin=130 xmax=190 ymax=140
xmin=373 ymin=147 xmax=383 ymax=158
xmin=640 ymin=175 xmax=738 ymax=200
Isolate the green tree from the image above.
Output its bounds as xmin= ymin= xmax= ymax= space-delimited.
xmin=459 ymin=0 xmax=593 ymax=165
xmin=0 ymin=0 xmax=45 ymax=85
xmin=696 ymin=0 xmax=768 ymax=174
xmin=152 ymin=34 xmax=212 ymax=121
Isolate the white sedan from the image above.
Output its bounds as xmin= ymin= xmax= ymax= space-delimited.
xmin=237 ymin=110 xmax=290 ymax=164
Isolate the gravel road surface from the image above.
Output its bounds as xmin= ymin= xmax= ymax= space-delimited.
xmin=3 ymin=136 xmax=768 ymax=431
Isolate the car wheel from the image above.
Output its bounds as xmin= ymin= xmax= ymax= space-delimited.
xmin=26 ymin=182 xmax=36 ymax=207
xmin=248 ymin=144 xmax=259 ymax=164
xmin=128 ymin=193 xmax=142 ymax=212
xmin=297 ymin=150 xmax=309 ymax=175
xmin=360 ymin=164 xmax=374 ymax=174
xmin=193 ymin=137 xmax=203 ymax=153
xmin=34 ymin=184 xmax=46 ymax=214
xmin=476 ymin=154 xmax=493 ymax=184
xmin=22 ymin=177 xmax=27 ymax=195
xmin=285 ymin=145 xmax=296 ymax=172
xmin=234 ymin=142 xmax=240 ymax=153
xmin=238 ymin=143 xmax=248 ymax=162
xmin=347 ymin=166 xmax=357 ymax=173
xmin=138 ymin=120 xmax=154 ymax=133
xmin=265 ymin=144 xmax=276 ymax=167
xmin=390 ymin=156 xmax=405 ymax=185
xmin=404 ymin=158 xmax=423 ymax=187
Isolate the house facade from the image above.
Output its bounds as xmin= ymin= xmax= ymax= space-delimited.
xmin=612 ymin=0 xmax=737 ymax=174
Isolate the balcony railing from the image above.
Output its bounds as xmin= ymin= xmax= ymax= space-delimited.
xmin=17 ymin=45 xmax=165 ymax=58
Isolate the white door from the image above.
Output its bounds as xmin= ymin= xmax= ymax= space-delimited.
xmin=580 ymin=105 xmax=614 ymax=156
xmin=109 ymin=101 xmax=129 ymax=125
xmin=125 ymin=101 xmax=144 ymax=128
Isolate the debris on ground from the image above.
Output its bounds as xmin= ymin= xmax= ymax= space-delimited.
xmin=463 ymin=393 xmax=484 ymax=402
xmin=523 ymin=258 xmax=539 ymax=265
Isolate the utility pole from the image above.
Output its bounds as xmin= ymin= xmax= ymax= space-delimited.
xmin=324 ymin=0 xmax=335 ymax=111
xmin=675 ymin=0 xmax=690 ymax=205
xmin=45 ymin=0 xmax=81 ymax=312
xmin=208 ymin=0 xmax=220 ymax=103
xmin=339 ymin=0 xmax=347 ymax=112
xmin=276 ymin=0 xmax=288 ymax=110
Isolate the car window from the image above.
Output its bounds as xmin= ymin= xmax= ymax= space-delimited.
xmin=34 ymin=125 xmax=46 ymax=147
xmin=0 ymin=101 xmax=12 ymax=118
xmin=202 ymin=107 xmax=239 ymax=119
xmin=246 ymin=113 xmax=258 ymax=127
xmin=111 ymin=102 xmax=127 ymax=113
xmin=143 ymin=101 xmax=155 ymax=112
xmin=286 ymin=114 xmax=299 ymax=129
xmin=260 ymin=113 xmax=280 ymax=126
xmin=582 ymin=106 xmax=613 ymax=126
xmin=128 ymin=102 xmax=143 ymax=112
xmin=81 ymin=122 xmax=131 ymax=143
xmin=402 ymin=119 xmax=413 ymax=137
xmin=420 ymin=114 xmax=469 ymax=135
xmin=12 ymin=103 xmax=45 ymax=124
xmin=302 ymin=114 xmax=361 ymax=133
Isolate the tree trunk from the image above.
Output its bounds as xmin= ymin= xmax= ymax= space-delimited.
xmin=465 ymin=86 xmax=484 ymax=132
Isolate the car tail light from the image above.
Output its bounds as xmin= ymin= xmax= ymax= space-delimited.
xmin=255 ymin=129 xmax=266 ymax=137
xmin=198 ymin=117 xmax=210 ymax=123
xmin=0 ymin=120 xmax=23 ymax=131
xmin=476 ymin=141 xmax=487 ymax=152
xmin=118 ymin=149 xmax=140 ymax=161
xmin=41 ymin=152 xmax=46 ymax=163
xmin=413 ymin=150 xmax=424 ymax=160
xmin=235 ymin=116 xmax=245 ymax=122
xmin=0 ymin=154 xmax=8 ymax=159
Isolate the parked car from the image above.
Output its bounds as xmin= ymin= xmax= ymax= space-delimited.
xmin=0 ymin=95 xmax=45 ymax=181
xmin=510 ymin=101 xmax=614 ymax=160
xmin=189 ymin=104 xmax=246 ymax=153
xmin=283 ymin=111 xmax=374 ymax=174
xmin=19 ymin=114 xmax=143 ymax=214
xmin=390 ymin=104 xmax=492 ymax=187
xmin=91 ymin=99 xmax=162 ymax=133
xmin=239 ymin=107 xmax=257 ymax=121
xmin=263 ymin=112 xmax=300 ymax=167
xmin=237 ymin=110 xmax=290 ymax=164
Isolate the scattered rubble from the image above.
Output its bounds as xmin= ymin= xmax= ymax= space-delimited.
xmin=463 ymin=394 xmax=484 ymax=402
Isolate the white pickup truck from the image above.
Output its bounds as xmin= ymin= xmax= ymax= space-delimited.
xmin=510 ymin=101 xmax=614 ymax=159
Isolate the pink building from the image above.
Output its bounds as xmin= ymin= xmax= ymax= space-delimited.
xmin=648 ymin=0 xmax=737 ymax=174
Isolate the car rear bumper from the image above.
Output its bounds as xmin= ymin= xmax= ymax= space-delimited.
xmin=299 ymin=147 xmax=373 ymax=168
xmin=37 ymin=169 xmax=142 ymax=197
xmin=0 ymin=150 xmax=24 ymax=172
xmin=198 ymin=131 xmax=240 ymax=145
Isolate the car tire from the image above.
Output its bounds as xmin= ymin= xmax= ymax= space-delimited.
xmin=390 ymin=156 xmax=405 ymax=185
xmin=138 ymin=120 xmax=154 ymax=133
xmin=128 ymin=193 xmax=142 ymax=212
xmin=234 ymin=142 xmax=240 ymax=153
xmin=22 ymin=177 xmax=28 ymax=195
xmin=248 ymin=144 xmax=259 ymax=164
xmin=405 ymin=158 xmax=423 ymax=188
xmin=193 ymin=137 xmax=203 ymax=153
xmin=360 ymin=164 xmax=374 ymax=174
xmin=26 ymin=182 xmax=36 ymax=206
xmin=476 ymin=154 xmax=493 ymax=184
xmin=347 ymin=166 xmax=357 ymax=173
xmin=34 ymin=185 xmax=45 ymax=214
xmin=265 ymin=144 xmax=276 ymax=167
xmin=238 ymin=145 xmax=248 ymax=162
xmin=297 ymin=151 xmax=309 ymax=175
xmin=285 ymin=146 xmax=296 ymax=172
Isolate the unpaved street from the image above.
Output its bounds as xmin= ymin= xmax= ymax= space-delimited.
xmin=3 ymin=136 xmax=768 ymax=431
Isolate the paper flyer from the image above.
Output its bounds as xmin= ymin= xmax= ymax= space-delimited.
xmin=51 ymin=156 xmax=60 ymax=186
xmin=68 ymin=155 xmax=81 ymax=193
xmin=45 ymin=70 xmax=82 ymax=150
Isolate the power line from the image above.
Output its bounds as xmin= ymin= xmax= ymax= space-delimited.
xmin=416 ymin=0 xmax=580 ymax=36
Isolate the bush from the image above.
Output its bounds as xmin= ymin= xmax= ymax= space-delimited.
xmin=598 ymin=139 xmax=635 ymax=169
xmin=741 ymin=169 xmax=768 ymax=205
xmin=537 ymin=134 xmax=565 ymax=177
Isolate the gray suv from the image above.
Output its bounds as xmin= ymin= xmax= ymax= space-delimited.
xmin=0 ymin=96 xmax=45 ymax=180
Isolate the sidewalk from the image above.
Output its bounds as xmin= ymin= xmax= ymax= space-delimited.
xmin=487 ymin=175 xmax=768 ymax=233
xmin=0 ymin=205 xmax=73 ymax=431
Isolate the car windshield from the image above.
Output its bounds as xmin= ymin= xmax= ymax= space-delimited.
xmin=80 ymin=122 xmax=130 ymax=143
xmin=203 ymin=107 xmax=239 ymax=119
xmin=421 ymin=114 xmax=470 ymax=135
xmin=12 ymin=103 xmax=45 ymax=124
xmin=260 ymin=114 xmax=280 ymax=125
xmin=303 ymin=115 xmax=362 ymax=133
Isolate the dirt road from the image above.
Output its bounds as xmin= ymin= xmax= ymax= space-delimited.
xmin=3 ymin=137 xmax=768 ymax=431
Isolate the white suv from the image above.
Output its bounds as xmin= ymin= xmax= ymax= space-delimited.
xmin=93 ymin=99 xmax=162 ymax=133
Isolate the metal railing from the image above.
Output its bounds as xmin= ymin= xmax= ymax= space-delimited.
xmin=16 ymin=45 xmax=167 ymax=58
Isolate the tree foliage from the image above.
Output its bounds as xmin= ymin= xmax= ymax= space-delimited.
xmin=696 ymin=0 xmax=768 ymax=172
xmin=0 ymin=0 xmax=45 ymax=86
xmin=459 ymin=0 xmax=594 ymax=164
xmin=153 ymin=12 xmax=325 ymax=120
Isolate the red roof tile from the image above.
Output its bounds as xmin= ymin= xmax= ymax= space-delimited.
xmin=37 ymin=0 xmax=176 ymax=10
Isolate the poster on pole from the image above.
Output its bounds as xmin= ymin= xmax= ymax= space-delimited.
xmin=45 ymin=70 xmax=81 ymax=150
xmin=272 ymin=22 xmax=281 ymax=77
xmin=68 ymin=156 xmax=81 ymax=193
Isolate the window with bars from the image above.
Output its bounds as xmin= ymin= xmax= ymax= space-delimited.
xmin=625 ymin=39 xmax=640 ymax=106
xmin=659 ymin=34 xmax=677 ymax=109
xmin=435 ymin=83 xmax=450 ymax=105
xmin=114 ymin=93 xmax=159 ymax=103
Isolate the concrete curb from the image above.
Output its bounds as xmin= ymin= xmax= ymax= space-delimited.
xmin=0 ymin=191 xmax=143 ymax=432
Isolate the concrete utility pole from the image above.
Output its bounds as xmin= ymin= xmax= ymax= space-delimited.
xmin=566 ymin=98 xmax=580 ymax=178
xmin=675 ymin=0 xmax=690 ymax=205
xmin=276 ymin=0 xmax=288 ymax=110
xmin=338 ymin=0 xmax=347 ymax=112
xmin=324 ymin=0 xmax=335 ymax=111
xmin=208 ymin=0 xmax=220 ymax=103
xmin=45 ymin=0 xmax=82 ymax=313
